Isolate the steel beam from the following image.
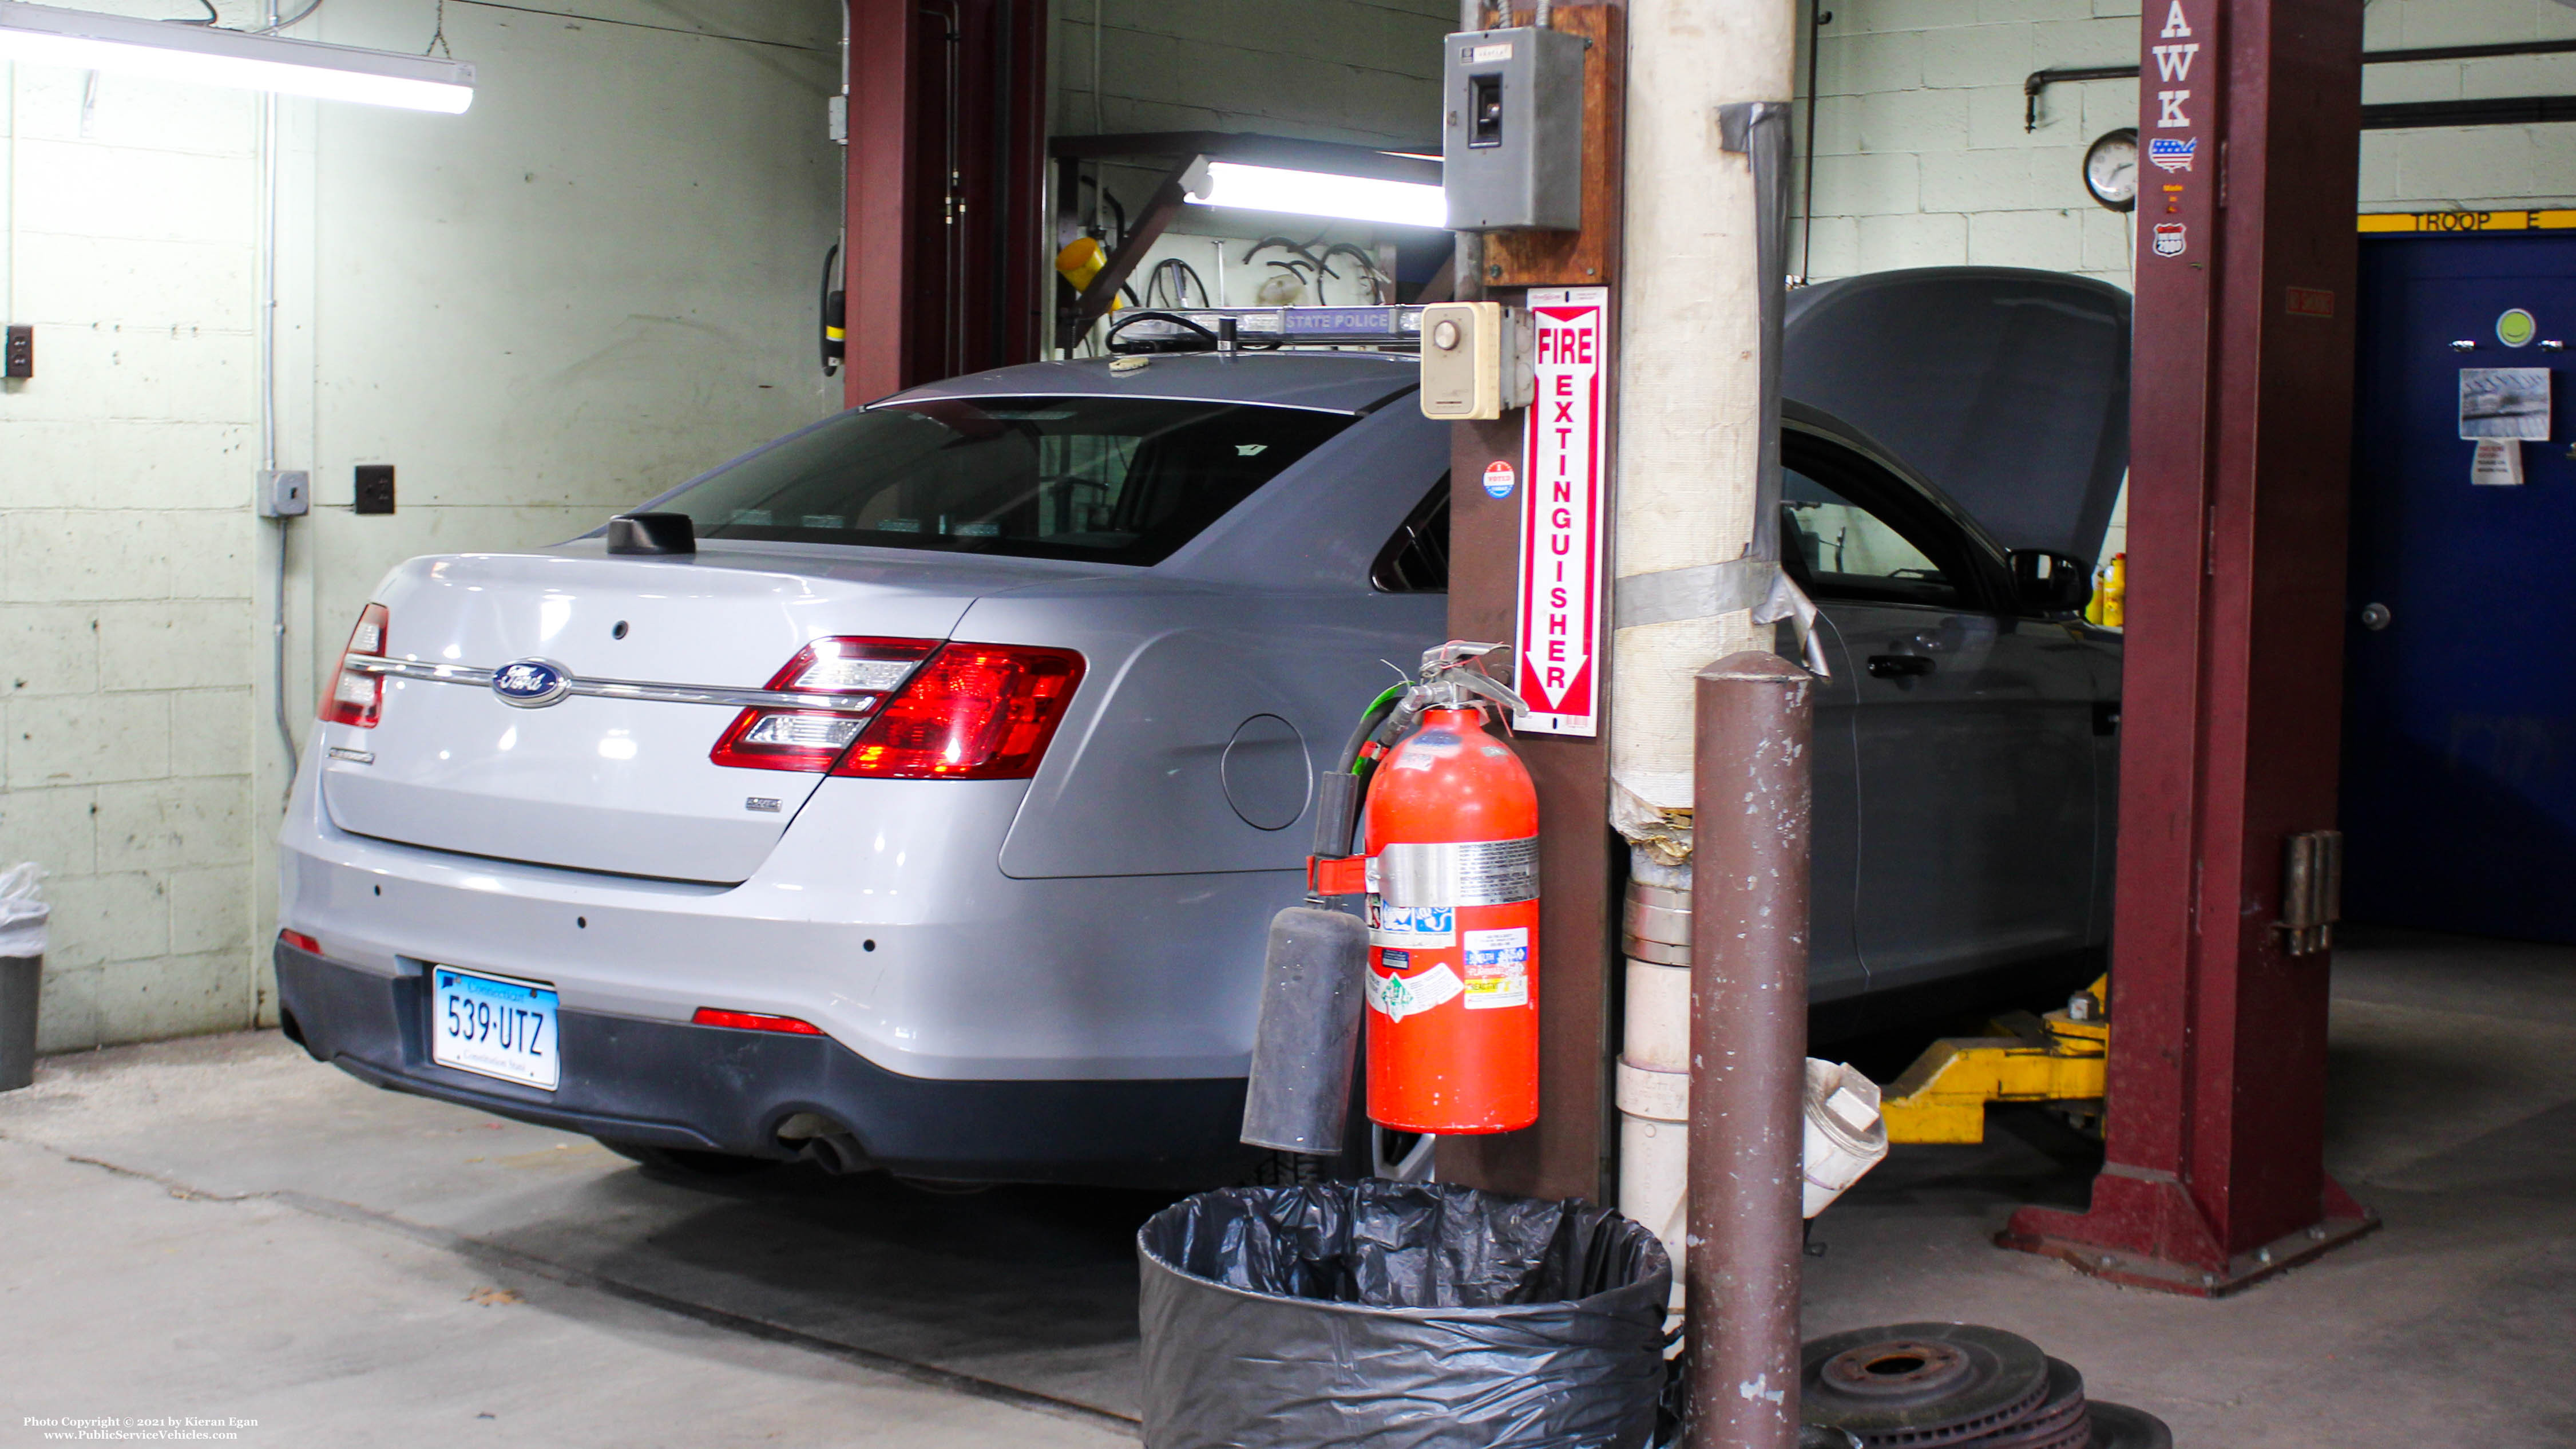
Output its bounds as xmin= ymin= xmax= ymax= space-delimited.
xmin=1999 ymin=0 xmax=2378 ymax=1296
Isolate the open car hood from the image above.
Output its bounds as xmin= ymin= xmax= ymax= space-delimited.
xmin=1785 ymin=267 xmax=2131 ymax=563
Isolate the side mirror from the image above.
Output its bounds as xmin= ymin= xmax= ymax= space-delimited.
xmin=2010 ymin=550 xmax=2092 ymax=616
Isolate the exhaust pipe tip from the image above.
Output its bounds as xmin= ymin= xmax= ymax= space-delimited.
xmin=803 ymin=1131 xmax=871 ymax=1176
xmin=774 ymin=1111 xmax=874 ymax=1175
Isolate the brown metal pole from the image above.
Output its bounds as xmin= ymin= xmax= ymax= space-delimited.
xmin=1687 ymin=651 xmax=1812 ymax=1449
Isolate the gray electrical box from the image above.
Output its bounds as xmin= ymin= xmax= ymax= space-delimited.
xmin=256 ymin=469 xmax=310 ymax=518
xmin=1442 ymin=26 xmax=1586 ymax=232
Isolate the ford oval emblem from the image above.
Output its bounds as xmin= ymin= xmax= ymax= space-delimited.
xmin=490 ymin=658 xmax=573 ymax=708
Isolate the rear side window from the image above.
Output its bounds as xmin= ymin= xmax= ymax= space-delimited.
xmin=1372 ymin=478 xmax=1449 ymax=593
xmin=662 ymin=395 xmax=1356 ymax=566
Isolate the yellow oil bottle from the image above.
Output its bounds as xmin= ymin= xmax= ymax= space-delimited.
xmin=1055 ymin=236 xmax=1107 ymax=295
xmin=2102 ymin=552 xmax=2127 ymax=628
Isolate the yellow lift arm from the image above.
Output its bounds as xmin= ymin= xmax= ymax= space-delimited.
xmin=1879 ymin=977 xmax=2109 ymax=1145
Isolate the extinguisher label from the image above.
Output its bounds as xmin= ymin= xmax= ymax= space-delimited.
xmin=1453 ymin=837 xmax=1541 ymax=905
xmin=1367 ymin=963 xmax=1464 ymax=1021
xmin=1461 ymin=927 xmax=1531 ymax=1010
xmin=1370 ymin=903 xmax=1457 ymax=948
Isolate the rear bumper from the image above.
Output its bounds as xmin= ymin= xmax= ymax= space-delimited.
xmin=274 ymin=942 xmax=1258 ymax=1187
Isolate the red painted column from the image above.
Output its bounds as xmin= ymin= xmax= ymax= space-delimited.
xmin=842 ymin=0 xmax=1048 ymax=407
xmin=845 ymin=0 xmax=923 ymax=406
xmin=1999 ymin=0 xmax=2375 ymax=1295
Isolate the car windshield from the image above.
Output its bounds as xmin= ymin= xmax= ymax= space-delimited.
xmin=658 ymin=395 xmax=1356 ymax=566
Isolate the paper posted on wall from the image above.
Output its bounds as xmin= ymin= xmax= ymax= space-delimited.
xmin=2460 ymin=368 xmax=2551 ymax=441
xmin=2471 ymin=438 xmax=2526 ymax=486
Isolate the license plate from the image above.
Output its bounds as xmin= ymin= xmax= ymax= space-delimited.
xmin=429 ymin=966 xmax=560 ymax=1090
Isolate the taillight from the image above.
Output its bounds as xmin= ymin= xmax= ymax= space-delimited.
xmin=691 ymin=1007 xmax=825 ymax=1035
xmin=709 ymin=636 xmax=939 ymax=772
xmin=319 ymin=603 xmax=390 ymax=727
xmin=833 ymin=643 xmax=1084 ymax=780
xmin=279 ymin=929 xmax=320 ymax=955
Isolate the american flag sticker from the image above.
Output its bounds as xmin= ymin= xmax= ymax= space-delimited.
xmin=2150 ymin=137 xmax=2197 ymax=172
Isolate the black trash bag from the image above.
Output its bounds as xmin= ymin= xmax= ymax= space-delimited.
xmin=1138 ymin=1180 xmax=1673 ymax=1449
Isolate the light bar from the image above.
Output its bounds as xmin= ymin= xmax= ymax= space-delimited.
xmin=1110 ymin=306 xmax=1425 ymax=351
xmin=1184 ymin=160 xmax=1445 ymax=228
xmin=0 ymin=1 xmax=475 ymax=113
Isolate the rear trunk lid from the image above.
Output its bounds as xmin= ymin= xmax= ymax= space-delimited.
xmin=319 ymin=544 xmax=1083 ymax=882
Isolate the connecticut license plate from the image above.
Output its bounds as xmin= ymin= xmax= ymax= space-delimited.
xmin=429 ymin=966 xmax=560 ymax=1090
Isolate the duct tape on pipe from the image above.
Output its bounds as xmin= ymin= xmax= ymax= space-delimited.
xmin=1614 ymin=559 xmax=1829 ymax=678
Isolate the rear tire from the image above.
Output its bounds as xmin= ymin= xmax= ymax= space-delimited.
xmin=596 ymin=1139 xmax=777 ymax=1178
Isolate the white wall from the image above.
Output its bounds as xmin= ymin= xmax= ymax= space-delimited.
xmin=1055 ymin=0 xmax=1452 ymax=145
xmin=1800 ymin=0 xmax=2576 ymax=288
xmin=0 ymin=0 xmax=842 ymax=1051
xmin=2361 ymin=0 xmax=2576 ymax=208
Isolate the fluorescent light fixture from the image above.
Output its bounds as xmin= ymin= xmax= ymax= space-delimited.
xmin=0 ymin=1 xmax=474 ymax=113
xmin=1184 ymin=160 xmax=1445 ymax=229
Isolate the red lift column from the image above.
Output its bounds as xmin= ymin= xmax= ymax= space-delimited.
xmin=2000 ymin=0 xmax=2375 ymax=1294
xmin=843 ymin=0 xmax=1048 ymax=405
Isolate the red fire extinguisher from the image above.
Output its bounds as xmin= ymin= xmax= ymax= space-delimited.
xmin=1351 ymin=643 xmax=1541 ymax=1134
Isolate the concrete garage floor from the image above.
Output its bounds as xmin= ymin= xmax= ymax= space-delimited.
xmin=0 ymin=928 xmax=2567 ymax=1446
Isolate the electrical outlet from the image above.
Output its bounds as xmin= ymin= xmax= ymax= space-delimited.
xmin=3 ymin=325 xmax=30 ymax=379
xmin=256 ymin=469 xmax=310 ymax=518
xmin=354 ymin=465 xmax=396 ymax=514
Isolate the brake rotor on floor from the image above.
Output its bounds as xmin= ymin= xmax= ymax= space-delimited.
xmin=1972 ymin=1358 xmax=2091 ymax=1449
xmin=1800 ymin=1323 xmax=2052 ymax=1447
xmin=2079 ymin=1402 xmax=2173 ymax=1449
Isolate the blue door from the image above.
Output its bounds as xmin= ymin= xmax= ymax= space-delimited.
xmin=2345 ymin=232 xmax=2576 ymax=943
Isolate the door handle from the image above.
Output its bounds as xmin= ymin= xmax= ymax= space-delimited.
xmin=1866 ymin=654 xmax=1935 ymax=679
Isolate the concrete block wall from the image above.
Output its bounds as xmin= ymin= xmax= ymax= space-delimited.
xmin=0 ymin=0 xmax=842 ymax=1052
xmin=1055 ymin=0 xmax=1453 ymax=147
xmin=1 ymin=49 xmax=265 ymax=1050
xmin=1802 ymin=0 xmax=2150 ymax=288
xmin=1801 ymin=0 xmax=2576 ymax=287
xmin=2361 ymin=0 xmax=2576 ymax=208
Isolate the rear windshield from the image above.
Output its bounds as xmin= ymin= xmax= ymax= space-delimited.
xmin=658 ymin=395 xmax=1356 ymax=566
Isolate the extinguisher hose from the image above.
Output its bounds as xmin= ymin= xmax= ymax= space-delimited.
xmin=1337 ymin=685 xmax=1406 ymax=774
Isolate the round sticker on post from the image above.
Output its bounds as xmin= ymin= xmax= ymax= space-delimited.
xmin=2498 ymin=308 xmax=2538 ymax=348
xmin=1481 ymin=461 xmax=1516 ymax=499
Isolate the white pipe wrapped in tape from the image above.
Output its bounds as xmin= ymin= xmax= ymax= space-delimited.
xmin=1801 ymin=1059 xmax=1889 ymax=1218
xmin=1615 ymin=955 xmax=1691 ymax=1293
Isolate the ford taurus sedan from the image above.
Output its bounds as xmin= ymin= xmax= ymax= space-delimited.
xmin=273 ymin=268 xmax=2128 ymax=1187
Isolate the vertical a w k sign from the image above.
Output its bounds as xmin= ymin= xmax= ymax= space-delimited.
xmin=1515 ymin=288 xmax=1608 ymax=736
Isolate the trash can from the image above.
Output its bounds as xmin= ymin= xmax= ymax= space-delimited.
xmin=0 ymin=863 xmax=47 ymax=1092
xmin=1138 ymin=1179 xmax=1672 ymax=1449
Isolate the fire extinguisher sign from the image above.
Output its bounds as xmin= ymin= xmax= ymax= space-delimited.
xmin=1514 ymin=287 xmax=1608 ymax=737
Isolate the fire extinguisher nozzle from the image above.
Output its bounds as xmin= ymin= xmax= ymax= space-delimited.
xmin=1241 ymin=905 xmax=1370 ymax=1155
